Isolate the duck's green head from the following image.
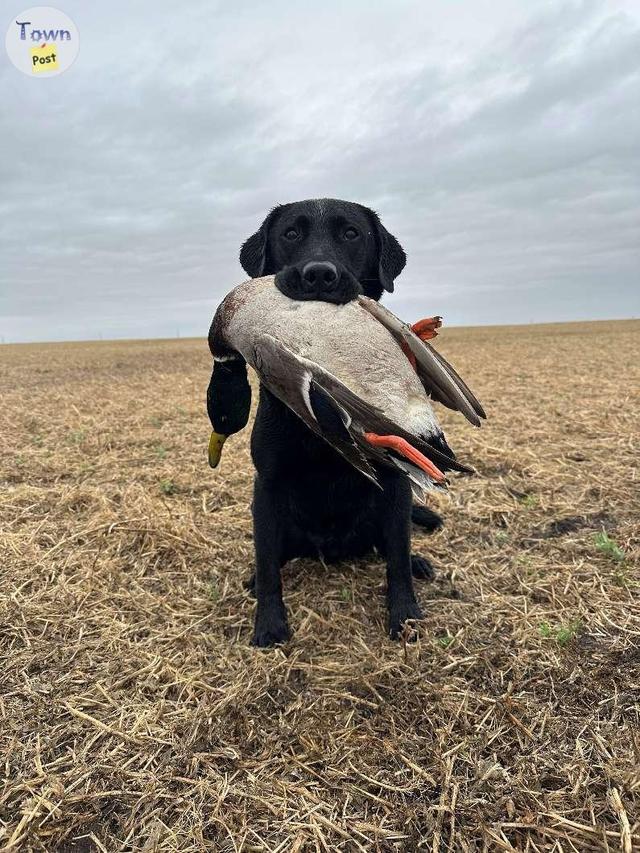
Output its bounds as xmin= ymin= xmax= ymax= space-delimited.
xmin=206 ymin=357 xmax=251 ymax=469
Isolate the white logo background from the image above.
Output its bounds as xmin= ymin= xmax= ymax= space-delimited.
xmin=6 ymin=6 xmax=79 ymax=77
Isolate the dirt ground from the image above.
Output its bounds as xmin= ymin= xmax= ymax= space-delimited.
xmin=1 ymin=320 xmax=638 ymax=851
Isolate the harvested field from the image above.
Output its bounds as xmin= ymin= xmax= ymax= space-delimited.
xmin=1 ymin=320 xmax=639 ymax=851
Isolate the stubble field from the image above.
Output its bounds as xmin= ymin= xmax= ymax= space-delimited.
xmin=1 ymin=320 xmax=638 ymax=851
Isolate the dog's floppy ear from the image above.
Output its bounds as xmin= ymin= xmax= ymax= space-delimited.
xmin=367 ymin=209 xmax=406 ymax=293
xmin=239 ymin=207 xmax=280 ymax=277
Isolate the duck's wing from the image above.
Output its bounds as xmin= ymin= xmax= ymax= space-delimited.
xmin=357 ymin=296 xmax=486 ymax=427
xmin=251 ymin=334 xmax=472 ymax=498
xmin=252 ymin=333 xmax=380 ymax=487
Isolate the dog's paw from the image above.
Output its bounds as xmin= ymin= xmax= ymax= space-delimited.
xmin=411 ymin=505 xmax=444 ymax=533
xmin=411 ymin=554 xmax=436 ymax=581
xmin=244 ymin=572 xmax=256 ymax=597
xmin=389 ymin=597 xmax=424 ymax=641
xmin=252 ymin=607 xmax=290 ymax=647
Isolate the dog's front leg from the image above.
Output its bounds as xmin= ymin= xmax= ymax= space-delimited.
xmin=379 ymin=473 xmax=424 ymax=639
xmin=251 ymin=476 xmax=290 ymax=647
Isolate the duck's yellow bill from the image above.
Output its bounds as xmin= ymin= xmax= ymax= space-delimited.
xmin=208 ymin=431 xmax=227 ymax=468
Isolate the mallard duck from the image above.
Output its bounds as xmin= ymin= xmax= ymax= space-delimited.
xmin=207 ymin=275 xmax=484 ymax=500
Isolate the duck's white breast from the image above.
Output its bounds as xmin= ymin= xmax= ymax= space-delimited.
xmin=224 ymin=276 xmax=440 ymax=438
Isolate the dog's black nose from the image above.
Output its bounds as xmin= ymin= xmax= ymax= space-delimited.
xmin=274 ymin=263 xmax=360 ymax=305
xmin=302 ymin=261 xmax=338 ymax=291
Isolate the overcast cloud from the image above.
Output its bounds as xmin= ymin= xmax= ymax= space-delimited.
xmin=1 ymin=0 xmax=639 ymax=342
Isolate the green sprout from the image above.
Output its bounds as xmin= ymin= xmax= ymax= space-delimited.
xmin=159 ymin=478 xmax=176 ymax=495
xmin=208 ymin=579 xmax=220 ymax=602
xmin=539 ymin=619 xmax=582 ymax=647
xmin=594 ymin=531 xmax=625 ymax=562
xmin=68 ymin=429 xmax=86 ymax=444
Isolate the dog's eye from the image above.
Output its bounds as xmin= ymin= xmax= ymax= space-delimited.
xmin=283 ymin=227 xmax=299 ymax=241
xmin=343 ymin=227 xmax=359 ymax=241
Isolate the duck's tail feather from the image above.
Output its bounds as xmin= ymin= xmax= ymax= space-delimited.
xmin=391 ymin=458 xmax=446 ymax=503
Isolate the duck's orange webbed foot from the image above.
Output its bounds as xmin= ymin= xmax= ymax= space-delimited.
xmin=412 ymin=316 xmax=442 ymax=341
xmin=364 ymin=432 xmax=446 ymax=483
xmin=399 ymin=316 xmax=443 ymax=371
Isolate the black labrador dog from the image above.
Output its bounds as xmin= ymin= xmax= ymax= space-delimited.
xmin=208 ymin=199 xmax=446 ymax=646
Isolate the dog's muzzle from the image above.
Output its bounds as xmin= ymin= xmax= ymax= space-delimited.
xmin=275 ymin=263 xmax=362 ymax=305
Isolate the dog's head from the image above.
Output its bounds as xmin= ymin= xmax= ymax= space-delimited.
xmin=239 ymin=198 xmax=406 ymax=304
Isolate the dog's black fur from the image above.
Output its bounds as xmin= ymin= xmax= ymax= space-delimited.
xmin=211 ymin=199 xmax=444 ymax=646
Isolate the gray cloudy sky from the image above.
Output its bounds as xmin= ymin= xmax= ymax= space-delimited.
xmin=1 ymin=0 xmax=639 ymax=342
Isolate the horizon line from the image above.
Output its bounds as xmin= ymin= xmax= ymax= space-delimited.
xmin=1 ymin=316 xmax=637 ymax=347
